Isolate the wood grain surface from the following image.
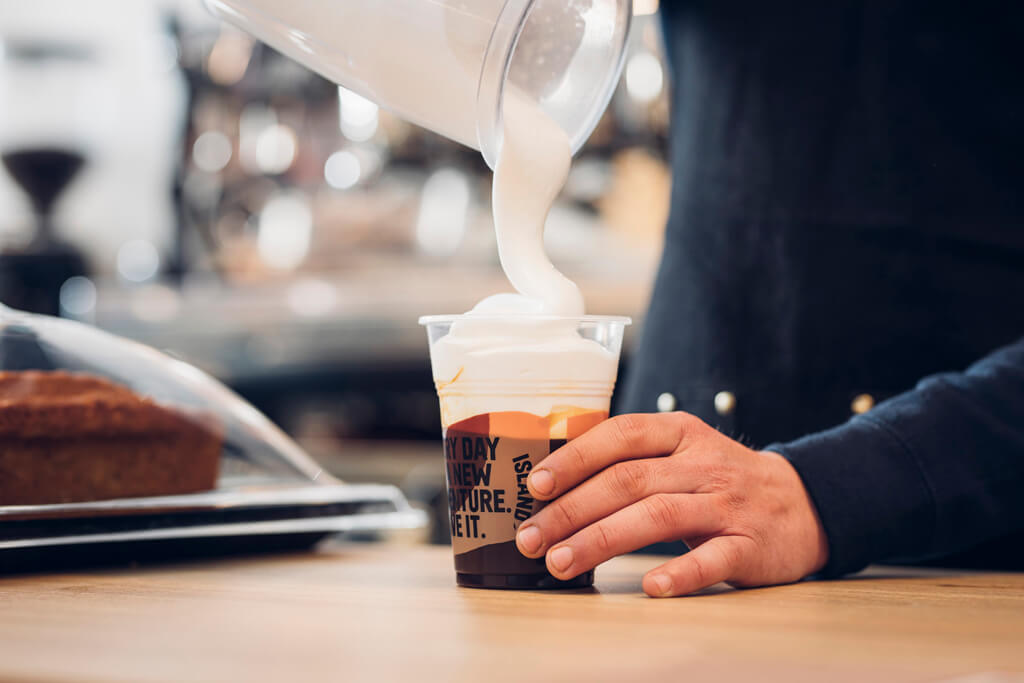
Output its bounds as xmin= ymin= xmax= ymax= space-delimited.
xmin=0 ymin=543 xmax=1021 ymax=683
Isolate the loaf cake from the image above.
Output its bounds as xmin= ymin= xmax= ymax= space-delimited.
xmin=0 ymin=371 xmax=221 ymax=505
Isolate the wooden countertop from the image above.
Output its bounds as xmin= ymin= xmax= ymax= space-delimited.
xmin=1 ymin=544 xmax=1022 ymax=683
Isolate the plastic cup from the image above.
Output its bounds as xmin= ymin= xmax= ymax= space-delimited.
xmin=420 ymin=314 xmax=629 ymax=588
xmin=205 ymin=0 xmax=632 ymax=168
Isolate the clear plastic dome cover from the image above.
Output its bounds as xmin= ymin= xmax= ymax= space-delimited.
xmin=0 ymin=304 xmax=327 ymax=501
xmin=0 ymin=304 xmax=425 ymax=561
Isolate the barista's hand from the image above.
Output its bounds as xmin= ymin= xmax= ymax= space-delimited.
xmin=514 ymin=412 xmax=829 ymax=597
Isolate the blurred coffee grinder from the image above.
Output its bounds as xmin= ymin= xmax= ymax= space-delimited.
xmin=1 ymin=1 xmax=189 ymax=314
xmin=0 ymin=38 xmax=91 ymax=316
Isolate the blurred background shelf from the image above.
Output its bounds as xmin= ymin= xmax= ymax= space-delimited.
xmin=0 ymin=0 xmax=670 ymax=541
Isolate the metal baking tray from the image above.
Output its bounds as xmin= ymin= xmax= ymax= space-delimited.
xmin=0 ymin=483 xmax=427 ymax=572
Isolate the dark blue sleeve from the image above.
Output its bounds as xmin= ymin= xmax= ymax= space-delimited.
xmin=769 ymin=336 xmax=1024 ymax=577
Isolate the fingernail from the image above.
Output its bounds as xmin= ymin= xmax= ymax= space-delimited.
xmin=516 ymin=525 xmax=542 ymax=555
xmin=549 ymin=546 xmax=574 ymax=573
xmin=529 ymin=469 xmax=555 ymax=496
xmin=649 ymin=573 xmax=672 ymax=597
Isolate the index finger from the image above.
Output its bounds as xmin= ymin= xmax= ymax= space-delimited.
xmin=527 ymin=412 xmax=704 ymax=500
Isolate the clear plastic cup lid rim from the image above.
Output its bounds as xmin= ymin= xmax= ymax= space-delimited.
xmin=418 ymin=314 xmax=631 ymax=326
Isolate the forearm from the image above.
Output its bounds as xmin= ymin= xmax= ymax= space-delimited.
xmin=772 ymin=337 xmax=1024 ymax=576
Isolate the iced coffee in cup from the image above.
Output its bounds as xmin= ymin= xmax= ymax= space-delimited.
xmin=421 ymin=315 xmax=628 ymax=588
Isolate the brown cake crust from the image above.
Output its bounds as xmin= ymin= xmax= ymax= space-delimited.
xmin=0 ymin=371 xmax=222 ymax=505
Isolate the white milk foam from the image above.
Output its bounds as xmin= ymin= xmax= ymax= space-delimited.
xmin=490 ymin=94 xmax=584 ymax=317
xmin=429 ymin=92 xmax=618 ymax=424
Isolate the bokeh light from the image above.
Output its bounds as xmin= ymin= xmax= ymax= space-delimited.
xmin=338 ymin=86 xmax=379 ymax=142
xmin=324 ymin=150 xmax=362 ymax=190
xmin=258 ymin=193 xmax=313 ymax=270
xmin=192 ymin=131 xmax=233 ymax=173
xmin=116 ymin=240 xmax=161 ymax=283
xmin=625 ymin=52 xmax=664 ymax=103
xmin=415 ymin=168 xmax=470 ymax=257
xmin=59 ymin=276 xmax=97 ymax=317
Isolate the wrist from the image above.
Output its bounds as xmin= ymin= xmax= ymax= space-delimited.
xmin=761 ymin=450 xmax=830 ymax=576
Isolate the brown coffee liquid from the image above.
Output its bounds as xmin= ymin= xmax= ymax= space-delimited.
xmin=443 ymin=409 xmax=606 ymax=589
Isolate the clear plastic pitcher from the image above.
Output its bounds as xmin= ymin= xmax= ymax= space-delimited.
xmin=205 ymin=0 xmax=632 ymax=168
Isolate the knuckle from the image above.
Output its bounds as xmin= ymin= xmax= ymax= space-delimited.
xmin=708 ymin=494 xmax=732 ymax=521
xmin=609 ymin=461 xmax=650 ymax=499
xmin=713 ymin=486 xmax=747 ymax=517
xmin=550 ymin=497 xmax=583 ymax=531
xmin=673 ymin=410 xmax=700 ymax=431
xmin=722 ymin=489 xmax=746 ymax=511
xmin=692 ymin=452 xmax=737 ymax=493
xmin=688 ymin=551 xmax=711 ymax=587
xmin=642 ymin=493 xmax=681 ymax=533
xmin=675 ymin=411 xmax=708 ymax=438
xmin=544 ymin=441 xmax=587 ymax=486
xmin=610 ymin=414 xmax=648 ymax=450
xmin=723 ymin=541 xmax=745 ymax=570
xmin=590 ymin=521 xmax=616 ymax=555
xmin=713 ymin=540 xmax=744 ymax=577
xmin=566 ymin=441 xmax=590 ymax=475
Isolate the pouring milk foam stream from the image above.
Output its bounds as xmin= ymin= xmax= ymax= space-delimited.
xmin=429 ymin=92 xmax=619 ymax=424
xmin=488 ymin=94 xmax=584 ymax=317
